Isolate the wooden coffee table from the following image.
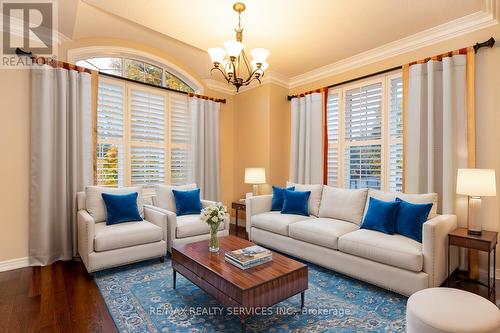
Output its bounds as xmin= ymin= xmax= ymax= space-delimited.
xmin=171 ymin=235 xmax=308 ymax=332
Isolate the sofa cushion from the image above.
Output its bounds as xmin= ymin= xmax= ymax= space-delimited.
xmin=271 ymin=186 xmax=295 ymax=211
xmin=155 ymin=184 xmax=197 ymax=213
xmin=338 ymin=229 xmax=423 ymax=272
xmin=86 ymin=186 xmax=144 ymax=223
xmin=395 ymin=198 xmax=433 ymax=243
xmin=319 ymin=186 xmax=368 ymax=225
xmin=286 ymin=182 xmax=323 ymax=217
xmin=281 ymin=189 xmax=310 ymax=216
xmin=101 ymin=192 xmax=143 ymax=225
xmin=251 ymin=211 xmax=313 ymax=236
xmin=176 ymin=214 xmax=224 ymax=239
xmin=364 ymin=189 xmax=438 ymax=220
xmin=289 ymin=218 xmax=359 ymax=250
xmin=94 ymin=220 xmax=162 ymax=252
xmin=361 ymin=197 xmax=401 ymax=234
xmin=172 ymin=188 xmax=202 ymax=216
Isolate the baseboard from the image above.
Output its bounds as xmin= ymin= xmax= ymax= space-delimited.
xmin=0 ymin=257 xmax=30 ymax=272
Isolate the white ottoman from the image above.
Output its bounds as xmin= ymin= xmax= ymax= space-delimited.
xmin=407 ymin=288 xmax=500 ymax=333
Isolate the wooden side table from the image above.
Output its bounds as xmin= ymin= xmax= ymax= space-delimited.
xmin=231 ymin=201 xmax=246 ymax=237
xmin=448 ymin=228 xmax=497 ymax=297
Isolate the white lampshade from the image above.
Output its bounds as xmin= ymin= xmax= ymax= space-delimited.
xmin=207 ymin=47 xmax=226 ymax=64
xmin=456 ymin=168 xmax=496 ymax=196
xmin=244 ymin=168 xmax=266 ymax=184
xmin=250 ymin=48 xmax=270 ymax=63
xmin=224 ymin=41 xmax=244 ymax=57
xmin=251 ymin=60 xmax=269 ymax=72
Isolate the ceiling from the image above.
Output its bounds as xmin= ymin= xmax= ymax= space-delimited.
xmin=61 ymin=0 xmax=490 ymax=81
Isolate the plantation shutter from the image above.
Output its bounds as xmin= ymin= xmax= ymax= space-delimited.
xmin=344 ymin=83 xmax=383 ymax=189
xmin=389 ymin=77 xmax=403 ymax=192
xmin=96 ymin=80 xmax=124 ymax=187
xmin=130 ymin=89 xmax=166 ymax=187
xmin=326 ymin=91 xmax=340 ymax=186
xmin=170 ymin=94 xmax=191 ymax=185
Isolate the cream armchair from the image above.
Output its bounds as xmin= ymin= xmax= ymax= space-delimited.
xmin=149 ymin=184 xmax=229 ymax=251
xmin=77 ymin=186 xmax=167 ymax=275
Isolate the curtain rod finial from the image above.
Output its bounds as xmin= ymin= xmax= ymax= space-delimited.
xmin=15 ymin=48 xmax=33 ymax=57
xmin=473 ymin=37 xmax=495 ymax=53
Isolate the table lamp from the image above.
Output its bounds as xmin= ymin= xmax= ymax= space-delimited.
xmin=456 ymin=168 xmax=496 ymax=235
xmin=244 ymin=168 xmax=266 ymax=196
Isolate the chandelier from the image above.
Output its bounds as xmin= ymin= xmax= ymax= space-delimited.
xmin=208 ymin=2 xmax=270 ymax=92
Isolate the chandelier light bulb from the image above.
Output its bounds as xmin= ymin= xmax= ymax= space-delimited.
xmin=250 ymin=48 xmax=270 ymax=63
xmin=251 ymin=60 xmax=269 ymax=72
xmin=208 ymin=47 xmax=226 ymax=64
xmin=224 ymin=40 xmax=244 ymax=57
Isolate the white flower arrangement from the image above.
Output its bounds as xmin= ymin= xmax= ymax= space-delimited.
xmin=200 ymin=202 xmax=228 ymax=228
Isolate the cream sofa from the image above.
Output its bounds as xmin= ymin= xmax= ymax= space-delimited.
xmin=246 ymin=183 xmax=459 ymax=296
xmin=150 ymin=184 xmax=230 ymax=251
xmin=77 ymin=186 xmax=167 ymax=274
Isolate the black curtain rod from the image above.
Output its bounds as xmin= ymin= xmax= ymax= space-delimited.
xmin=97 ymin=73 xmax=227 ymax=104
xmin=15 ymin=48 xmax=226 ymax=104
xmin=287 ymin=37 xmax=495 ymax=101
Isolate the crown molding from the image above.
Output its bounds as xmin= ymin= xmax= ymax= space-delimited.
xmin=0 ymin=257 xmax=30 ymax=272
xmin=203 ymin=79 xmax=236 ymax=95
xmin=289 ymin=6 xmax=498 ymax=89
xmin=261 ymin=70 xmax=290 ymax=89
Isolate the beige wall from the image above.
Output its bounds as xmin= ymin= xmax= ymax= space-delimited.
xmin=233 ymin=85 xmax=272 ymax=199
xmin=0 ymin=69 xmax=30 ymax=261
xmin=232 ymin=83 xmax=290 ymax=203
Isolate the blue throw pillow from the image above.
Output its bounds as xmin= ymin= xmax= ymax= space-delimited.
xmin=271 ymin=186 xmax=295 ymax=211
xmin=361 ymin=197 xmax=401 ymax=234
xmin=172 ymin=188 xmax=202 ymax=216
xmin=101 ymin=192 xmax=142 ymax=225
xmin=281 ymin=189 xmax=310 ymax=216
xmin=395 ymin=198 xmax=433 ymax=243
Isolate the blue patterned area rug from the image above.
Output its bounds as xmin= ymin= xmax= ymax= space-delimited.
xmin=95 ymin=256 xmax=407 ymax=332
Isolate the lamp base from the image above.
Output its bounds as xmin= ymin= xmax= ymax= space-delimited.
xmin=252 ymin=184 xmax=259 ymax=196
xmin=467 ymin=196 xmax=482 ymax=236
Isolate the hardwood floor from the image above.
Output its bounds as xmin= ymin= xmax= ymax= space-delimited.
xmin=0 ymin=224 xmax=497 ymax=332
xmin=0 ymin=259 xmax=117 ymax=333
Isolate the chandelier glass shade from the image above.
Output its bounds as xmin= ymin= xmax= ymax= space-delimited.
xmin=208 ymin=2 xmax=270 ymax=92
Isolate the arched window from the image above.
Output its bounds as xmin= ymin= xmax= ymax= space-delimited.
xmin=69 ymin=48 xmax=200 ymax=189
xmin=76 ymin=56 xmax=195 ymax=93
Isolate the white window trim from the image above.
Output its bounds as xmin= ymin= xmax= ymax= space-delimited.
xmin=327 ymin=71 xmax=402 ymax=191
xmin=98 ymin=75 xmax=191 ymax=194
xmin=67 ymin=46 xmax=203 ymax=94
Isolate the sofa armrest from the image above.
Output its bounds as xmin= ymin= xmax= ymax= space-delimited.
xmin=246 ymin=195 xmax=273 ymax=233
xmin=422 ymin=214 xmax=458 ymax=287
xmin=145 ymin=205 xmax=177 ymax=251
xmin=144 ymin=204 xmax=168 ymax=242
xmin=77 ymin=210 xmax=96 ymax=268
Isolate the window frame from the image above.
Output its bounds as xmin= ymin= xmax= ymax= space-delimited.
xmin=67 ymin=46 xmax=203 ymax=93
xmin=327 ymin=71 xmax=403 ymax=191
xmin=97 ymin=76 xmax=191 ymax=192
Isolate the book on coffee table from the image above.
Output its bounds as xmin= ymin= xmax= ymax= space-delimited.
xmin=225 ymin=245 xmax=272 ymax=268
xmin=225 ymin=255 xmax=272 ymax=270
